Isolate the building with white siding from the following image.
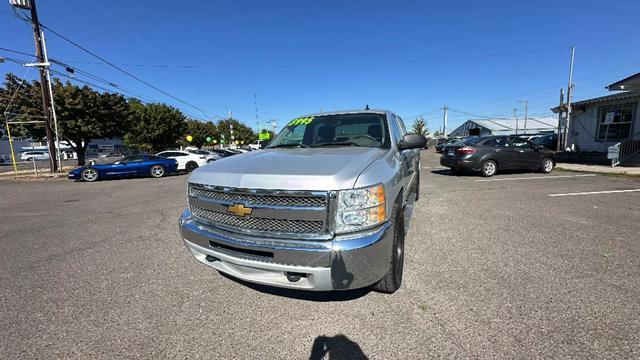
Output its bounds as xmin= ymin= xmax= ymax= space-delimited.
xmin=448 ymin=117 xmax=558 ymax=137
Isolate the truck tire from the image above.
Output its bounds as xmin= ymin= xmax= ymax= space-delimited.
xmin=372 ymin=200 xmax=404 ymax=293
xmin=413 ymin=170 xmax=420 ymax=202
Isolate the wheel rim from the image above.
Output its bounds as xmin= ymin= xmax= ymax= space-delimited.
xmin=151 ymin=165 xmax=164 ymax=177
xmin=484 ymin=162 xmax=496 ymax=175
xmin=82 ymin=169 xmax=97 ymax=181
xmin=544 ymin=160 xmax=553 ymax=172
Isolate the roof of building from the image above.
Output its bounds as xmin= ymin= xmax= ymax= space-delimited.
xmin=464 ymin=117 xmax=558 ymax=131
xmin=606 ymin=72 xmax=640 ymax=91
xmin=550 ymin=90 xmax=640 ymax=113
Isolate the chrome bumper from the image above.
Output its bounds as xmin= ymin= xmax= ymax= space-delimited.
xmin=179 ymin=209 xmax=393 ymax=291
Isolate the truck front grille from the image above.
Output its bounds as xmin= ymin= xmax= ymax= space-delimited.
xmin=192 ymin=206 xmax=324 ymax=234
xmin=188 ymin=183 xmax=331 ymax=238
xmin=189 ymin=184 xmax=325 ymax=208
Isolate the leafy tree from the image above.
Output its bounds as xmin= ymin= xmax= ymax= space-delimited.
xmin=180 ymin=119 xmax=218 ymax=148
xmin=411 ymin=116 xmax=429 ymax=137
xmin=125 ymin=100 xmax=187 ymax=153
xmin=432 ymin=130 xmax=441 ymax=137
xmin=53 ymin=80 xmax=130 ymax=165
xmin=0 ymin=73 xmax=46 ymax=139
xmin=216 ymin=118 xmax=256 ymax=145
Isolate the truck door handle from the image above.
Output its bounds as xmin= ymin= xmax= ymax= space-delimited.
xmin=493 ymin=149 xmax=501 ymax=152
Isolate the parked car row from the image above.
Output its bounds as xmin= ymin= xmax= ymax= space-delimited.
xmin=439 ymin=135 xmax=555 ymax=177
xmin=68 ymin=146 xmax=255 ymax=182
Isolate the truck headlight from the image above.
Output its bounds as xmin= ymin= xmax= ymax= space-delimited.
xmin=335 ymin=184 xmax=386 ymax=234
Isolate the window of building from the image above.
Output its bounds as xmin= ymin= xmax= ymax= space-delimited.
xmin=597 ymin=103 xmax=634 ymax=141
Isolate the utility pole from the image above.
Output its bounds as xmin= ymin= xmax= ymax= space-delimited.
xmin=513 ymin=108 xmax=518 ymax=134
xmin=20 ymin=0 xmax=58 ymax=172
xmin=523 ymin=100 xmax=528 ymax=131
xmin=556 ymin=88 xmax=564 ymax=152
xmin=270 ymin=119 xmax=277 ymax=133
xmin=442 ymin=105 xmax=448 ymax=138
xmin=228 ymin=110 xmax=234 ymax=146
xmin=41 ymin=29 xmax=61 ymax=171
xmin=563 ymin=46 xmax=575 ymax=150
xmin=254 ymin=94 xmax=259 ymax=146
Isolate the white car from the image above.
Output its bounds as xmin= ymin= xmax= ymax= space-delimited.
xmin=156 ymin=150 xmax=208 ymax=172
xmin=186 ymin=149 xmax=223 ymax=163
xmin=20 ymin=151 xmax=50 ymax=161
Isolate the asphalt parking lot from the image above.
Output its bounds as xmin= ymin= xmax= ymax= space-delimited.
xmin=1 ymin=151 xmax=639 ymax=359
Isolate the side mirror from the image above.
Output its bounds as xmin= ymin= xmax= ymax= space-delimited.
xmin=535 ymin=144 xmax=544 ymax=151
xmin=398 ymin=134 xmax=427 ymax=151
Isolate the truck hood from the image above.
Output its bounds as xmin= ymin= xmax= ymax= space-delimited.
xmin=188 ymin=147 xmax=386 ymax=191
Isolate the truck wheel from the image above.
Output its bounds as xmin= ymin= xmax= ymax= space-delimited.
xmin=481 ymin=160 xmax=497 ymax=177
xmin=372 ymin=201 xmax=404 ymax=293
xmin=185 ymin=161 xmax=198 ymax=172
xmin=413 ymin=170 xmax=420 ymax=202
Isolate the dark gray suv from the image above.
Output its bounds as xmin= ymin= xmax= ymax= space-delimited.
xmin=440 ymin=136 xmax=556 ymax=177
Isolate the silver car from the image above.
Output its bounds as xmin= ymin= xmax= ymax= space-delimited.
xmin=179 ymin=110 xmax=426 ymax=293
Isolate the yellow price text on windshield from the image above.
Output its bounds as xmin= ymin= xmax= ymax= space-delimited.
xmin=287 ymin=116 xmax=314 ymax=127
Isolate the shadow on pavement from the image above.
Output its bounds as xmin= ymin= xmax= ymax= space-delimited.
xmin=431 ymin=169 xmax=545 ymax=177
xmin=309 ymin=334 xmax=368 ymax=360
xmin=219 ymin=273 xmax=371 ymax=302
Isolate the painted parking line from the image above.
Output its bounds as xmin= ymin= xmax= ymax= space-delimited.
xmin=476 ymin=174 xmax=596 ymax=182
xmin=548 ymin=189 xmax=640 ymax=197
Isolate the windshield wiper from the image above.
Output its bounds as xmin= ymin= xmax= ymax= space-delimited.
xmin=268 ymin=143 xmax=310 ymax=149
xmin=311 ymin=142 xmax=362 ymax=147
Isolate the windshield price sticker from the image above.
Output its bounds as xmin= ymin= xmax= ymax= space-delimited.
xmin=287 ymin=116 xmax=314 ymax=127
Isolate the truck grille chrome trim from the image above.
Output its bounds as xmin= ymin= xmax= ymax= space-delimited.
xmin=189 ymin=183 xmax=326 ymax=208
xmin=192 ymin=206 xmax=324 ymax=234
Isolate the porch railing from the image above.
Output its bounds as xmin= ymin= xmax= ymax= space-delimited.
xmin=611 ymin=131 xmax=640 ymax=167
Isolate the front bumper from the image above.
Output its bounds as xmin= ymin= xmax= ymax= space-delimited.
xmin=179 ymin=209 xmax=393 ymax=291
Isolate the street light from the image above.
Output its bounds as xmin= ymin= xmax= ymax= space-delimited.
xmin=9 ymin=0 xmax=31 ymax=9
xmin=519 ymin=100 xmax=528 ymax=133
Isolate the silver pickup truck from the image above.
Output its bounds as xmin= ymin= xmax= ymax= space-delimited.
xmin=179 ymin=110 xmax=426 ymax=293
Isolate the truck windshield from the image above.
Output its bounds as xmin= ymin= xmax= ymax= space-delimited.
xmin=267 ymin=113 xmax=390 ymax=149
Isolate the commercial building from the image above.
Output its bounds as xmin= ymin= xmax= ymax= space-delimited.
xmin=551 ymin=72 xmax=640 ymax=165
xmin=448 ymin=117 xmax=558 ymax=137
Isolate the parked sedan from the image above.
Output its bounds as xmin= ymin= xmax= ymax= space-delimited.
xmin=440 ymin=136 xmax=555 ymax=177
xmin=186 ymin=149 xmax=222 ymax=163
xmin=155 ymin=150 xmax=208 ymax=171
xmin=435 ymin=139 xmax=455 ymax=153
xmin=68 ymin=155 xmax=178 ymax=182
xmin=531 ymin=133 xmax=558 ymax=150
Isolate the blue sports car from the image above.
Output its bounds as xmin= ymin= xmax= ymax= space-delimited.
xmin=68 ymin=155 xmax=178 ymax=182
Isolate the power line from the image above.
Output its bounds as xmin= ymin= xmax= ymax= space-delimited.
xmin=411 ymin=46 xmax=570 ymax=64
xmin=3 ymin=51 xmax=215 ymax=122
xmin=7 ymin=11 xmax=210 ymax=117
xmin=40 ymin=23 xmax=210 ymax=117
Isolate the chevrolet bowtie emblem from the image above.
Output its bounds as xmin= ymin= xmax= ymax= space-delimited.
xmin=227 ymin=203 xmax=253 ymax=217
